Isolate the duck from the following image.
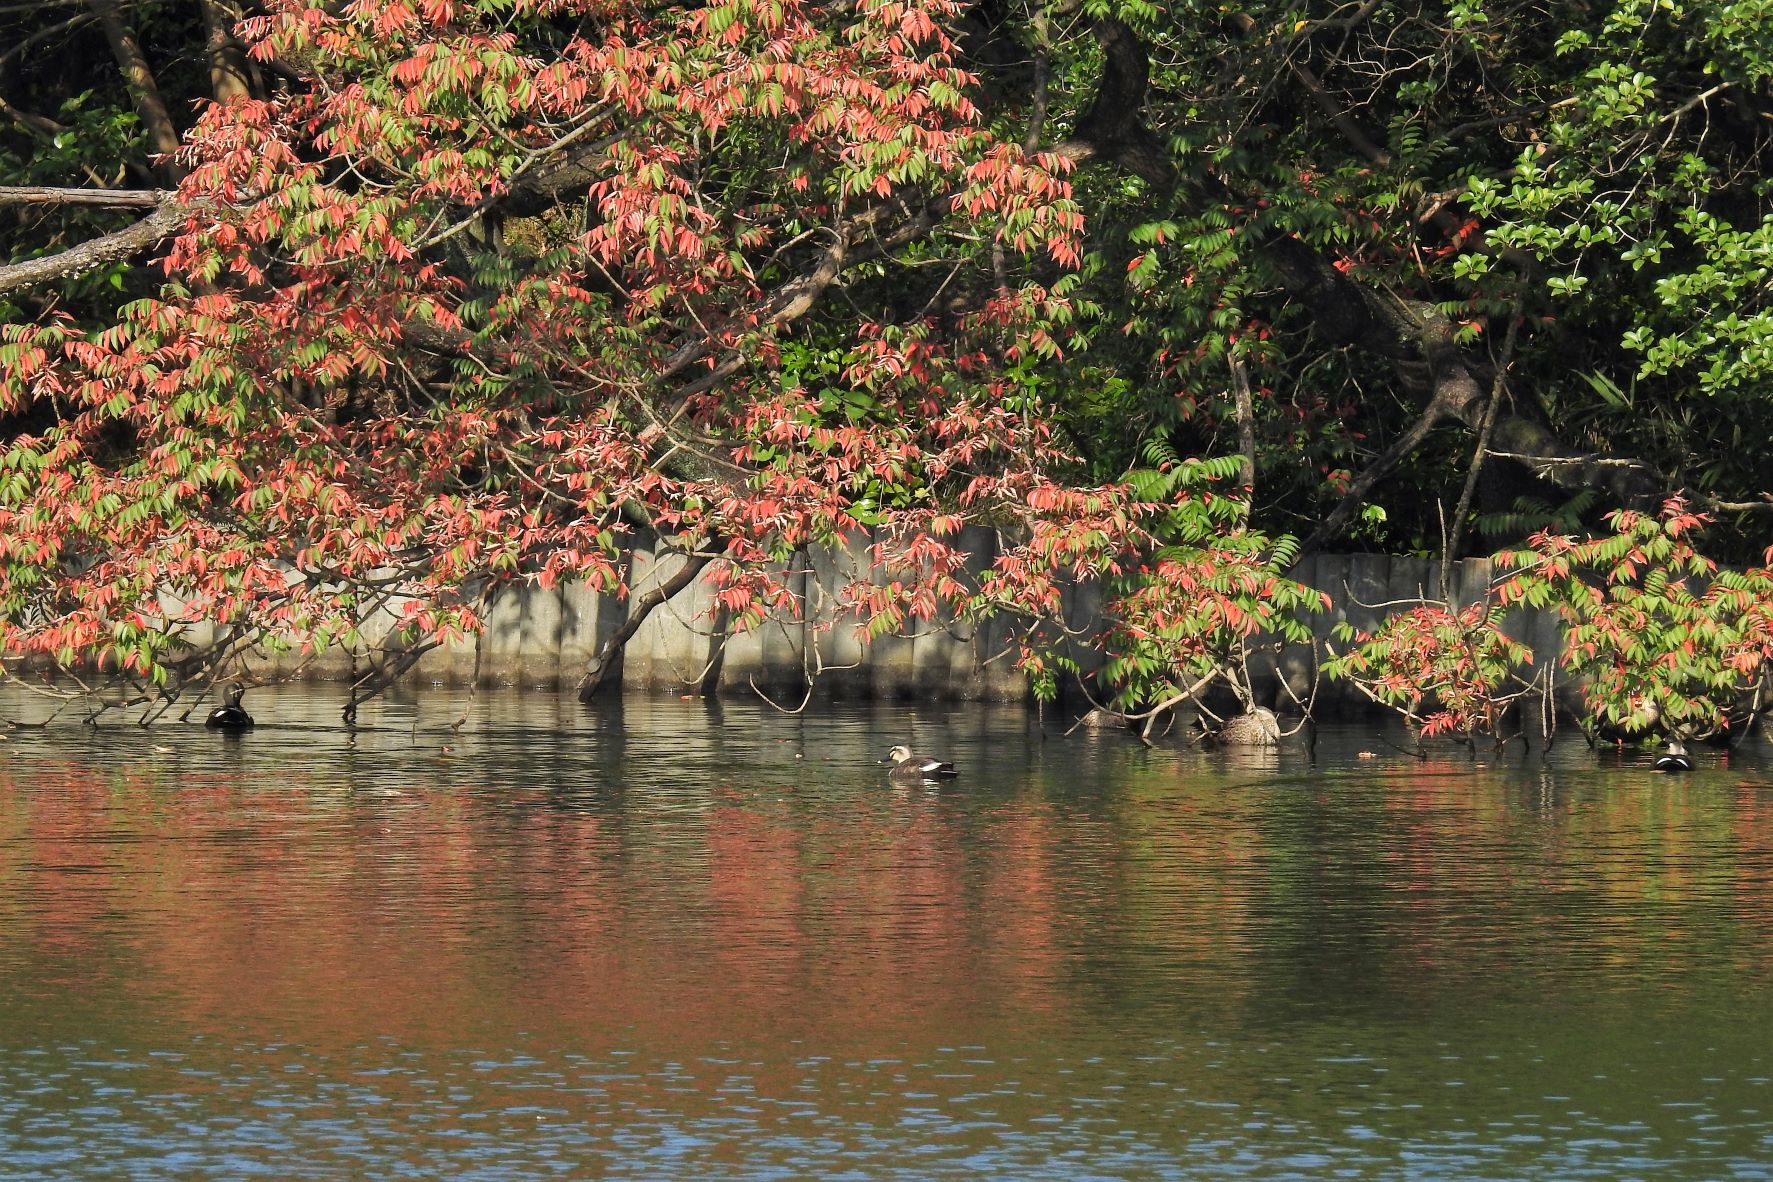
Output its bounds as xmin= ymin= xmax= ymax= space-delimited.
xmin=880 ymin=744 xmax=958 ymax=783
xmin=1593 ymin=697 xmax=1662 ymax=747
xmin=1653 ymin=739 xmax=1692 ymax=773
xmin=204 ymin=683 xmax=255 ymax=730
xmin=1212 ymin=707 xmax=1282 ymax=748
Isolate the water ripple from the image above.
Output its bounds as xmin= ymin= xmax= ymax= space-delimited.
xmin=0 ymin=687 xmax=1770 ymax=1177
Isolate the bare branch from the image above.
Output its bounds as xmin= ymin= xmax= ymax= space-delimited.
xmin=0 ymin=10 xmax=95 ymax=68
xmin=656 ymin=193 xmax=948 ymax=386
xmin=1442 ymin=305 xmax=1522 ymax=595
xmin=1302 ymin=399 xmax=1453 ymax=556
xmin=1297 ymin=0 xmax=1385 ymax=34
xmin=0 ymin=200 xmax=183 ymax=297
xmin=0 ymin=186 xmax=167 ymax=208
xmin=577 ymin=547 xmax=718 ymax=699
xmin=0 ymin=96 xmax=64 ymax=141
xmin=415 ymin=108 xmax=623 ymax=251
xmin=1230 ymin=353 xmax=1256 ymax=522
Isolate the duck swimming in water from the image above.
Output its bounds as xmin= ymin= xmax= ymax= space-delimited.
xmin=204 ymin=683 xmax=255 ymax=730
xmin=1653 ymin=739 xmax=1692 ymax=773
xmin=880 ymin=744 xmax=958 ymax=783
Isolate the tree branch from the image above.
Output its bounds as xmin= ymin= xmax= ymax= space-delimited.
xmin=1441 ymin=306 xmax=1522 ymax=596
xmin=427 ymin=18 xmax=1170 ymax=392
xmin=89 ymin=0 xmax=183 ymax=182
xmin=1050 ymin=18 xmax=1175 ymax=186
xmin=0 ymin=186 xmax=167 ymax=208
xmin=656 ymin=193 xmax=948 ymax=386
xmin=1230 ymin=353 xmax=1256 ymax=521
xmin=0 ymin=96 xmax=65 ymax=141
xmin=1228 ymin=12 xmax=1391 ymax=167
xmin=1301 ymin=399 xmax=1453 ymax=555
xmin=1262 ymin=229 xmax=1658 ymax=547
xmin=0 ymin=10 xmax=95 ymax=70
xmin=577 ymin=547 xmax=717 ymax=699
xmin=197 ymin=0 xmax=251 ymax=102
xmin=0 ymin=200 xmax=183 ymax=297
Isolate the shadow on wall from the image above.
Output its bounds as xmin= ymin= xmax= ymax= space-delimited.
xmin=232 ymin=536 xmax=1558 ymax=714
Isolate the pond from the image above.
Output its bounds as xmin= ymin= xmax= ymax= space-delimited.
xmin=1 ymin=685 xmax=1771 ymax=1179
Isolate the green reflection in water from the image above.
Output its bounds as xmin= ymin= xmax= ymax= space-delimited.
xmin=0 ymin=686 xmax=1770 ymax=1178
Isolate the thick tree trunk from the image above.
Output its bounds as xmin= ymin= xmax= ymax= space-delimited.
xmin=197 ymin=0 xmax=252 ymax=102
xmin=89 ymin=0 xmax=184 ymax=183
xmin=1050 ymin=19 xmax=1176 ymax=185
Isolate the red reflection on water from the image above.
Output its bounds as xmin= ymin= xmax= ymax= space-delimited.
xmin=0 ymin=761 xmax=1092 ymax=1053
xmin=4 ymin=744 xmax=1771 ymax=1056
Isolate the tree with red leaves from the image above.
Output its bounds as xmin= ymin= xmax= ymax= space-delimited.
xmin=5 ymin=0 xmax=1771 ymax=725
xmin=0 ymin=0 xmax=1249 ymax=717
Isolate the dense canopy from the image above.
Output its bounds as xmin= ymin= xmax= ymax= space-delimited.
xmin=1 ymin=0 xmax=1770 ymax=720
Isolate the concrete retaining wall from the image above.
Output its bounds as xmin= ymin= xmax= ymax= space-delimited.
xmin=239 ymin=536 xmax=1556 ymax=709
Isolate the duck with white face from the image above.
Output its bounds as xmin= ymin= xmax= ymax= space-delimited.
xmin=880 ymin=744 xmax=958 ymax=783
xmin=1653 ymin=739 xmax=1692 ymax=773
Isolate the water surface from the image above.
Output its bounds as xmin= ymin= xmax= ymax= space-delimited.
xmin=1 ymin=686 xmax=1770 ymax=1178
